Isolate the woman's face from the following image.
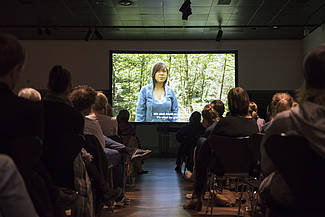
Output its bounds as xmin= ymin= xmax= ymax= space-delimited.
xmin=154 ymin=67 xmax=168 ymax=84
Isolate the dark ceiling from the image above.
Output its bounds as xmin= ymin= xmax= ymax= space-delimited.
xmin=1 ymin=0 xmax=325 ymax=40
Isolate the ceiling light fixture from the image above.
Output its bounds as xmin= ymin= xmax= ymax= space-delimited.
xmin=179 ymin=0 xmax=192 ymax=20
xmin=119 ymin=0 xmax=134 ymax=6
xmin=94 ymin=28 xmax=103 ymax=40
xmin=216 ymin=27 xmax=223 ymax=42
xmin=85 ymin=28 xmax=93 ymax=41
xmin=37 ymin=27 xmax=43 ymax=35
xmin=44 ymin=27 xmax=51 ymax=35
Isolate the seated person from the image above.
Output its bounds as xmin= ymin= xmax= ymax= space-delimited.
xmin=117 ymin=109 xmax=151 ymax=175
xmin=249 ymin=101 xmax=265 ymax=132
xmin=89 ymin=92 xmax=119 ymax=140
xmin=261 ymin=92 xmax=293 ymax=133
xmin=0 ymin=33 xmax=54 ymax=217
xmin=259 ymin=44 xmax=325 ymax=212
xmin=175 ymin=111 xmax=204 ymax=173
xmin=43 ymin=66 xmax=93 ymax=217
xmin=184 ymin=87 xmax=258 ymax=211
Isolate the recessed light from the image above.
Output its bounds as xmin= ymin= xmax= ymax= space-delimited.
xmin=119 ymin=0 xmax=134 ymax=6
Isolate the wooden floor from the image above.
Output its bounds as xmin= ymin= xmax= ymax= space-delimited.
xmin=101 ymin=158 xmax=243 ymax=217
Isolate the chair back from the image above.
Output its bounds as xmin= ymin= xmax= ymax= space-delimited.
xmin=207 ymin=135 xmax=261 ymax=176
xmin=265 ymin=134 xmax=325 ymax=216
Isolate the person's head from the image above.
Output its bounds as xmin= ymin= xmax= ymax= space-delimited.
xmin=18 ymin=88 xmax=41 ymax=101
xmin=297 ymin=44 xmax=325 ymax=105
xmin=69 ymin=85 xmax=97 ymax=115
xmin=189 ymin=111 xmax=201 ymax=125
xmin=152 ymin=62 xmax=168 ymax=86
xmin=0 ymin=33 xmax=26 ymax=90
xmin=202 ymin=104 xmax=219 ymax=128
xmin=227 ymin=87 xmax=250 ymax=116
xmin=48 ymin=65 xmax=72 ymax=95
xmin=211 ymin=100 xmax=225 ymax=118
xmin=117 ymin=109 xmax=130 ymax=123
xmin=271 ymin=92 xmax=293 ymax=118
xmin=248 ymin=101 xmax=258 ymax=119
xmin=91 ymin=91 xmax=108 ymax=115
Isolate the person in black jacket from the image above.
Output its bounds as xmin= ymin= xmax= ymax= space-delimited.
xmin=175 ymin=111 xmax=204 ymax=173
xmin=184 ymin=87 xmax=258 ymax=211
xmin=0 ymin=33 xmax=55 ymax=217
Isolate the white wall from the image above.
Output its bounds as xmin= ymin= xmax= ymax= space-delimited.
xmin=302 ymin=23 xmax=325 ymax=56
xmin=19 ymin=39 xmax=303 ymax=92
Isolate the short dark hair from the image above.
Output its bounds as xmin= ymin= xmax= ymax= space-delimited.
xmin=48 ymin=65 xmax=71 ymax=93
xmin=227 ymin=87 xmax=250 ymax=116
xmin=69 ymin=85 xmax=97 ymax=112
xmin=117 ymin=109 xmax=130 ymax=122
xmin=151 ymin=62 xmax=168 ymax=86
xmin=211 ymin=100 xmax=225 ymax=117
xmin=0 ymin=33 xmax=25 ymax=77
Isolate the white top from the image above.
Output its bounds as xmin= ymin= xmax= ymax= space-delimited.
xmin=84 ymin=115 xmax=105 ymax=149
xmin=88 ymin=114 xmax=118 ymax=137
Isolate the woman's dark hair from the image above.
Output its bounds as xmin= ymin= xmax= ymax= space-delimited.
xmin=48 ymin=65 xmax=71 ymax=93
xmin=69 ymin=85 xmax=97 ymax=112
xmin=0 ymin=33 xmax=25 ymax=77
xmin=211 ymin=100 xmax=225 ymax=117
xmin=248 ymin=101 xmax=258 ymax=119
xmin=202 ymin=104 xmax=218 ymax=126
xmin=227 ymin=87 xmax=250 ymax=116
xmin=151 ymin=62 xmax=168 ymax=86
xmin=117 ymin=109 xmax=130 ymax=123
xmin=189 ymin=111 xmax=201 ymax=125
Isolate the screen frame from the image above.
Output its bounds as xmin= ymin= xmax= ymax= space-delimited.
xmin=109 ymin=50 xmax=239 ymax=124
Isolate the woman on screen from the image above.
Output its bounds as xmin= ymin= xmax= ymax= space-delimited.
xmin=135 ymin=62 xmax=178 ymax=122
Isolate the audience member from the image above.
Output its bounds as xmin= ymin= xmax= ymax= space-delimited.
xmin=259 ymin=44 xmax=325 ymax=212
xmin=90 ymin=92 xmax=119 ymax=142
xmin=261 ymin=92 xmax=293 ymax=133
xmin=117 ymin=109 xmax=151 ymax=175
xmin=201 ymin=104 xmax=219 ymax=129
xmin=204 ymin=100 xmax=224 ymax=137
xmin=184 ymin=87 xmax=258 ymax=211
xmin=0 ymin=33 xmax=55 ymax=217
xmin=18 ymin=88 xmax=42 ymax=101
xmin=211 ymin=99 xmax=225 ymax=118
xmin=249 ymin=101 xmax=265 ymax=132
xmin=43 ymin=66 xmax=94 ymax=217
xmin=175 ymin=111 xmax=204 ymax=173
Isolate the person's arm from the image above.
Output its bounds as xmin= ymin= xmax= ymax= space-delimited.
xmin=135 ymin=87 xmax=146 ymax=122
xmin=0 ymin=154 xmax=39 ymax=217
xmin=170 ymin=89 xmax=178 ymax=122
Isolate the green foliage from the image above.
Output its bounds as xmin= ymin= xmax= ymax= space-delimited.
xmin=112 ymin=53 xmax=236 ymax=121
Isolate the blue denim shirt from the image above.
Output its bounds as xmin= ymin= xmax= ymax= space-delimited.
xmin=135 ymin=83 xmax=178 ymax=122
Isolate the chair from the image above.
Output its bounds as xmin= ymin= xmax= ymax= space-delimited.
xmin=206 ymin=134 xmax=263 ymax=216
xmin=264 ymin=134 xmax=325 ymax=217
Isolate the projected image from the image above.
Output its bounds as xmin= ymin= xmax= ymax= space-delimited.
xmin=111 ymin=52 xmax=236 ymax=122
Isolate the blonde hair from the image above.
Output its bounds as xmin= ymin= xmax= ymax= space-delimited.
xmin=18 ymin=88 xmax=41 ymax=101
xmin=271 ymin=92 xmax=293 ymax=118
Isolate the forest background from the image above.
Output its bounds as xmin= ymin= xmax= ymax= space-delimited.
xmin=112 ymin=53 xmax=236 ymax=122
